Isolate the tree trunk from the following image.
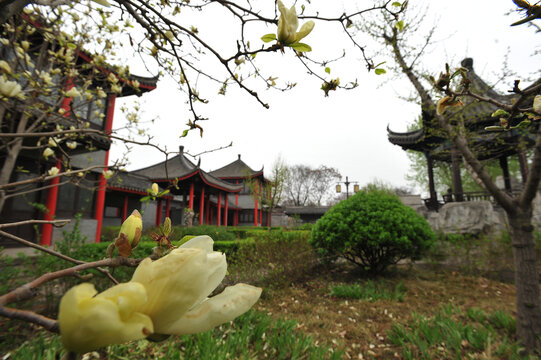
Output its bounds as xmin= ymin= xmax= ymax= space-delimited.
xmin=507 ymin=207 xmax=541 ymax=353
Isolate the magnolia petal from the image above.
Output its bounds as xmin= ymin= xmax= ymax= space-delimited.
xmin=131 ymin=247 xmax=226 ymax=333
xmin=163 ymin=283 xmax=263 ymax=335
xmin=179 ymin=235 xmax=214 ymax=253
xmin=533 ymin=95 xmax=541 ymax=114
xmin=296 ymin=20 xmax=315 ymax=42
xmin=58 ymin=283 xmax=153 ymax=353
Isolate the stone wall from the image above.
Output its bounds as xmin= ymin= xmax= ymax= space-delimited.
xmin=411 ymin=197 xmax=541 ymax=235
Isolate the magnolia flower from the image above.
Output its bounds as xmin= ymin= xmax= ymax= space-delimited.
xmin=119 ymin=210 xmax=143 ymax=247
xmin=111 ymin=84 xmax=122 ymax=94
xmin=277 ymin=0 xmax=315 ymax=46
xmin=131 ymin=236 xmax=262 ymax=334
xmin=66 ymin=141 xmax=77 ymax=150
xmin=0 ymin=60 xmax=12 ymax=74
xmin=103 ymin=169 xmax=114 ymax=179
xmin=43 ymin=147 xmax=54 ymax=159
xmin=58 ymin=282 xmax=153 ymax=353
xmin=534 ymin=95 xmax=541 ymax=114
xmin=48 ymin=137 xmax=61 ymax=147
xmin=96 ymin=87 xmax=107 ymax=99
xmin=0 ymin=78 xmax=25 ymax=99
xmin=151 ymin=183 xmax=159 ymax=196
xmin=58 ymin=235 xmax=261 ymax=352
xmin=64 ymin=87 xmax=82 ymax=99
xmin=48 ymin=166 xmax=60 ymax=176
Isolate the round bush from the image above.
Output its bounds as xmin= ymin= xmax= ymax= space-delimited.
xmin=310 ymin=188 xmax=434 ymax=274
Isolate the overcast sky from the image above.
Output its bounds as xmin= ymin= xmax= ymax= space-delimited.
xmin=109 ymin=0 xmax=540 ymax=197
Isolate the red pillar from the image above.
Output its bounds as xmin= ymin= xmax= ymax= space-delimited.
xmin=199 ymin=187 xmax=205 ymax=225
xmin=189 ymin=182 xmax=194 ymax=209
xmin=217 ymin=193 xmax=222 ymax=226
xmin=205 ymin=195 xmax=210 ymax=225
xmin=41 ymin=159 xmax=62 ymax=246
xmin=165 ymin=198 xmax=171 ymax=218
xmin=122 ymin=195 xmax=128 ymax=221
xmin=234 ymin=193 xmax=239 ymax=226
xmin=254 ymin=180 xmax=258 ymax=226
xmin=224 ymin=194 xmax=228 ymax=227
xmin=94 ymin=94 xmax=117 ymax=243
xmin=155 ymin=198 xmax=162 ymax=226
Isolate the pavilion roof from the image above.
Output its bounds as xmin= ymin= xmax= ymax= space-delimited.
xmin=107 ymin=171 xmax=153 ymax=194
xmin=209 ymin=154 xmax=264 ymax=179
xmin=133 ymin=147 xmax=242 ymax=193
xmin=387 ymin=58 xmax=541 ymax=162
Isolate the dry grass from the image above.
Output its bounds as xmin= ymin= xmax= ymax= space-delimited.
xmin=253 ymin=264 xmax=517 ymax=359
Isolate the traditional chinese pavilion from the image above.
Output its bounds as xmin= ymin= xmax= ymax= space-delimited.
xmin=210 ymin=154 xmax=270 ymax=226
xmin=388 ymin=58 xmax=540 ymax=210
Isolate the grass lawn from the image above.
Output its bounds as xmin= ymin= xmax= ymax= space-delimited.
xmin=2 ymin=263 xmax=529 ymax=359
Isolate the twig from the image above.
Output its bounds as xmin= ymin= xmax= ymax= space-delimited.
xmin=0 ymin=219 xmax=70 ymax=229
xmin=0 ymin=257 xmax=140 ymax=306
xmin=0 ymin=230 xmax=119 ymax=285
xmin=0 ymin=305 xmax=59 ymax=333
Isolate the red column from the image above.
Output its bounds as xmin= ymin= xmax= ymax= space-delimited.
xmin=199 ymin=187 xmax=205 ymax=225
xmin=155 ymin=198 xmax=162 ymax=226
xmin=41 ymin=159 xmax=62 ymax=246
xmin=254 ymin=180 xmax=258 ymax=226
xmin=235 ymin=191 xmax=239 ymax=226
xmin=94 ymin=93 xmax=117 ymax=243
xmin=122 ymin=195 xmax=128 ymax=221
xmin=165 ymin=198 xmax=171 ymax=218
xmin=217 ymin=193 xmax=222 ymax=226
xmin=205 ymin=195 xmax=210 ymax=224
xmin=224 ymin=194 xmax=228 ymax=227
xmin=189 ymin=183 xmax=194 ymax=209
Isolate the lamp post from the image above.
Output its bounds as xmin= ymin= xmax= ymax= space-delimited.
xmin=335 ymin=176 xmax=359 ymax=199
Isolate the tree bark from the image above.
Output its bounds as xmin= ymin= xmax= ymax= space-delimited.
xmin=507 ymin=207 xmax=541 ymax=353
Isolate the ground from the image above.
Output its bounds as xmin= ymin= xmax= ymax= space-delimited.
xmin=256 ymin=264 xmax=517 ymax=359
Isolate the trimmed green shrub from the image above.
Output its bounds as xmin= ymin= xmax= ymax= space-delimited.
xmin=310 ymin=188 xmax=435 ymax=274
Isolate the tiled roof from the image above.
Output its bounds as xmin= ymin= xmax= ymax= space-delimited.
xmin=209 ymin=154 xmax=263 ymax=179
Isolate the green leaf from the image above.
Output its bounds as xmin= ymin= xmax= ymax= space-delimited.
xmin=325 ymin=67 xmax=331 ymax=74
xmin=491 ymin=109 xmax=510 ymax=118
xmin=375 ymin=68 xmax=387 ymax=75
xmin=66 ymin=43 xmax=77 ymax=49
xmin=395 ymin=20 xmax=404 ymax=31
xmin=261 ymin=33 xmax=277 ymax=43
xmin=392 ymin=2 xmax=402 ymax=6
xmin=180 ymin=129 xmax=189 ymax=138
xmin=289 ymin=42 xmax=312 ymax=52
xmin=511 ymin=119 xmax=531 ymax=129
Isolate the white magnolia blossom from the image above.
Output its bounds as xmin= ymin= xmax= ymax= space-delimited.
xmin=42 ymin=147 xmax=55 ymax=159
xmin=64 ymin=87 xmax=82 ymax=99
xmin=102 ymin=169 xmax=114 ymax=179
xmin=66 ymin=141 xmax=77 ymax=150
xmin=58 ymin=282 xmax=153 ymax=353
xmin=0 ymin=78 xmax=25 ymax=99
xmin=277 ymin=0 xmax=315 ymax=45
xmin=534 ymin=95 xmax=541 ymax=114
xmin=48 ymin=166 xmax=60 ymax=176
xmin=0 ymin=60 xmax=12 ymax=74
xmin=58 ymin=235 xmax=262 ymax=353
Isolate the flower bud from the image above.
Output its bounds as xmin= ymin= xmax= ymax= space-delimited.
xmin=534 ymin=95 xmax=541 ymax=115
xmin=43 ymin=147 xmax=54 ymax=159
xmin=48 ymin=166 xmax=60 ymax=176
xmin=119 ymin=210 xmax=143 ymax=247
xmin=151 ymin=183 xmax=159 ymax=196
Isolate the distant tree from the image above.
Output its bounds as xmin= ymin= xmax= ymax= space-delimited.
xmin=283 ymin=164 xmax=341 ymax=206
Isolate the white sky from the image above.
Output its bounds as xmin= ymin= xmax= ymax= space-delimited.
xmin=109 ymin=0 xmax=540 ymax=197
